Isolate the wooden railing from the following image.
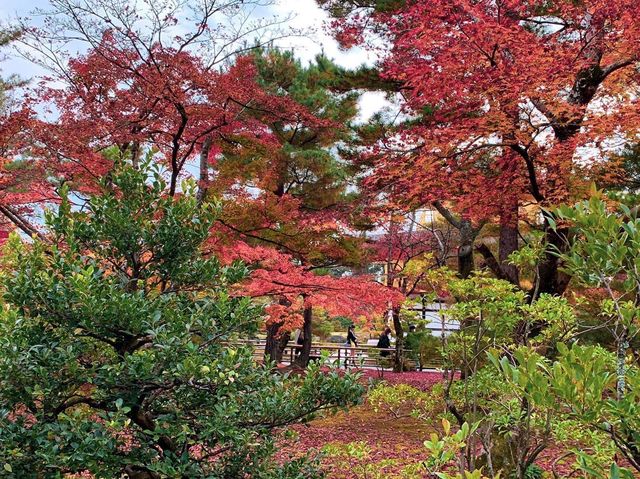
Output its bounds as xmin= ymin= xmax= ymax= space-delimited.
xmin=230 ymin=339 xmax=442 ymax=370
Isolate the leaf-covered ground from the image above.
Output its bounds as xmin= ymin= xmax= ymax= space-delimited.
xmin=275 ymin=371 xmax=440 ymax=478
xmin=66 ymin=369 xmax=631 ymax=478
xmin=276 ymin=370 xmax=591 ymax=479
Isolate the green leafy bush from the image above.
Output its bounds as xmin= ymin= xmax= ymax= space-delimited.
xmin=405 ymin=330 xmax=441 ymax=370
xmin=0 ymin=163 xmax=363 ymax=478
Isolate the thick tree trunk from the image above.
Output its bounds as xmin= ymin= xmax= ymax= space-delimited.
xmin=264 ymin=297 xmax=293 ymax=363
xmin=293 ymin=305 xmax=313 ymax=368
xmin=432 ymin=201 xmax=482 ymax=278
xmin=499 ymin=199 xmax=520 ymax=286
xmin=261 ymin=181 xmax=294 ymax=364
xmin=535 ymin=223 xmax=571 ymax=298
xmin=476 ymin=243 xmax=509 ymax=282
xmin=264 ymin=322 xmax=291 ymax=363
xmin=391 ymin=306 xmax=404 ymax=372
xmin=526 ymin=38 xmax=631 ymax=297
xmin=458 ymin=219 xmax=476 ymax=278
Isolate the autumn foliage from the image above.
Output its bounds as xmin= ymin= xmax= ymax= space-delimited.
xmin=2 ymin=0 xmax=640 ymax=477
xmin=0 ymin=6 xmax=397 ymax=349
xmin=320 ymin=0 xmax=640 ymax=294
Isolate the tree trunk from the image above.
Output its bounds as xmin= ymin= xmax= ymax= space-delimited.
xmin=476 ymin=243 xmax=509 ymax=282
xmin=616 ymin=330 xmax=629 ymax=400
xmin=130 ymin=141 xmax=141 ymax=169
xmin=196 ymin=135 xmax=213 ymax=205
xmin=528 ymin=36 xmax=619 ymax=297
xmin=535 ymin=221 xmax=571 ymax=298
xmin=293 ymin=305 xmax=313 ymax=368
xmin=264 ymin=322 xmax=291 ymax=363
xmin=499 ymin=199 xmax=520 ymax=286
xmin=391 ymin=306 xmax=404 ymax=372
xmin=264 ymin=297 xmax=293 ymax=363
xmin=431 ymin=201 xmax=481 ymax=279
xmin=458 ymin=219 xmax=476 ymax=278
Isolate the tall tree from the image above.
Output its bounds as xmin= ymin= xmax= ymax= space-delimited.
xmin=0 ymin=0 xmax=301 ymax=232
xmin=206 ymin=50 xmax=397 ymax=365
xmin=318 ymin=0 xmax=640 ymax=297
xmin=2 ymin=3 xmax=395 ymax=366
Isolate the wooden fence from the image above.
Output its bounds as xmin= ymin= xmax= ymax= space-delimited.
xmin=231 ymin=340 xmax=443 ymax=370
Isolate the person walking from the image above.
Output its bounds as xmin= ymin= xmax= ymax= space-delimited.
xmin=344 ymin=324 xmax=358 ymax=367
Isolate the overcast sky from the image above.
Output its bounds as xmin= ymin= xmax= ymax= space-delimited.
xmin=0 ymin=0 xmax=388 ymax=120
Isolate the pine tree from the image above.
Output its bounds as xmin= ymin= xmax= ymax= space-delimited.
xmin=210 ymin=50 xmax=386 ymax=365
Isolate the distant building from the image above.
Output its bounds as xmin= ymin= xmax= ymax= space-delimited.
xmin=404 ymin=296 xmax=458 ymax=336
xmin=366 ymin=207 xmax=460 ymax=336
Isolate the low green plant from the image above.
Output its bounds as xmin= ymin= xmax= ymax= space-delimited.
xmin=321 ymin=441 xmax=399 ymax=479
xmin=367 ymin=383 xmax=431 ymax=419
xmin=422 ymin=419 xmax=496 ymax=479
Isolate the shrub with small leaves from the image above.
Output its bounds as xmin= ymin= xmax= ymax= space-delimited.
xmin=0 ymin=163 xmax=363 ymax=478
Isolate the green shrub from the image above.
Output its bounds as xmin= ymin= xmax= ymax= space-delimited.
xmin=0 ymin=163 xmax=363 ymax=478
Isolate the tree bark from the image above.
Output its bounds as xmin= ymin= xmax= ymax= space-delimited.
xmin=476 ymin=243 xmax=509 ymax=282
xmin=527 ymin=40 xmax=635 ymax=296
xmin=261 ymin=179 xmax=294 ymax=363
xmin=432 ymin=201 xmax=482 ymax=278
xmin=458 ymin=219 xmax=476 ymax=278
xmin=196 ymin=135 xmax=213 ymax=205
xmin=391 ymin=306 xmax=404 ymax=372
xmin=616 ymin=330 xmax=629 ymax=400
xmin=130 ymin=141 xmax=141 ymax=169
xmin=0 ymin=205 xmax=47 ymax=242
xmin=264 ymin=321 xmax=291 ymax=363
xmin=499 ymin=198 xmax=520 ymax=286
xmin=535 ymin=222 xmax=571 ymax=298
xmin=293 ymin=305 xmax=313 ymax=368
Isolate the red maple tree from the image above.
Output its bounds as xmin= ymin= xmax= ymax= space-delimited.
xmin=319 ymin=0 xmax=640 ymax=295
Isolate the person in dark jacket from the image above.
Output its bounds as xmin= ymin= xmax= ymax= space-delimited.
xmin=344 ymin=324 xmax=358 ymax=367
xmin=346 ymin=324 xmax=358 ymax=347
xmin=376 ymin=327 xmax=392 ymax=357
